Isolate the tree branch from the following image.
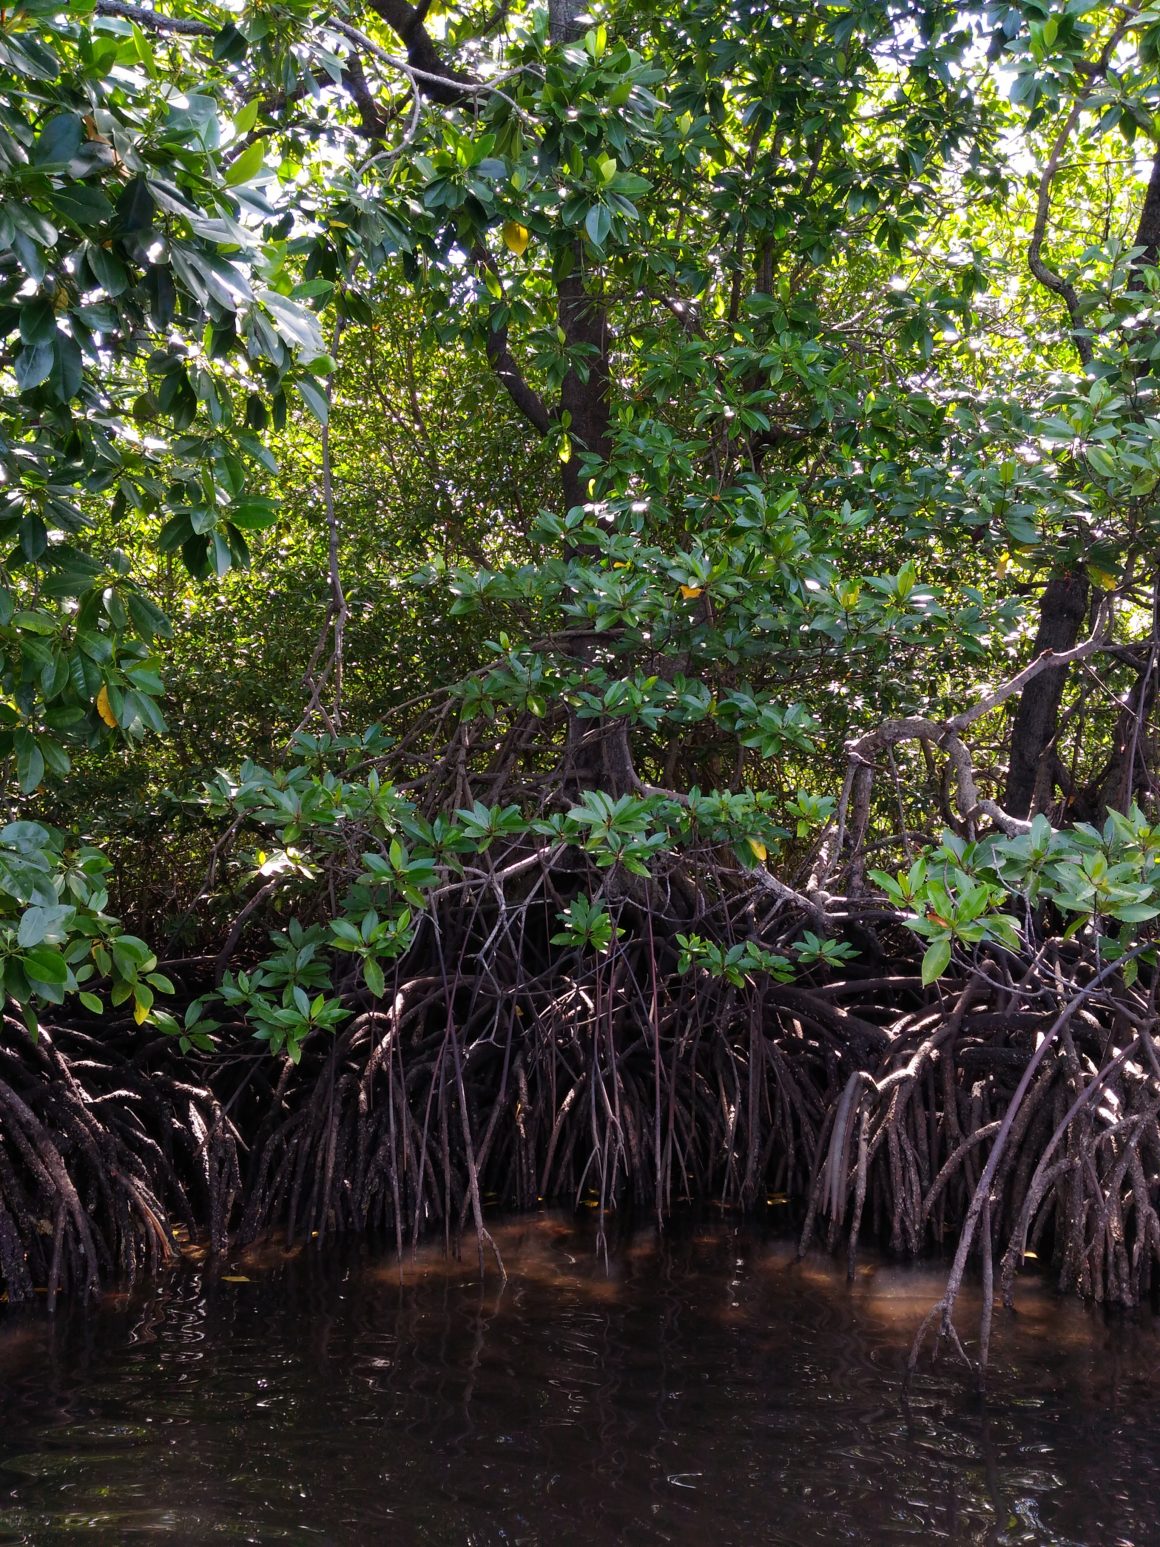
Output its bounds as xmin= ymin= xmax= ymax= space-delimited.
xmin=947 ymin=606 xmax=1111 ymax=734
xmin=1027 ymin=20 xmax=1130 ymax=366
xmin=472 ymin=248 xmax=552 ymax=435
xmin=844 ymin=608 xmax=1114 ymax=841
xmin=365 ymin=0 xmax=476 ymax=104
xmin=94 ymin=0 xmax=213 ymax=35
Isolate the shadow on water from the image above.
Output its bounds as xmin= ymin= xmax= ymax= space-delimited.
xmin=0 ymin=1214 xmax=1157 ymax=1545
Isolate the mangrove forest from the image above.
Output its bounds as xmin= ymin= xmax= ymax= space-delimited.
xmin=4 ymin=0 xmax=1160 ymax=1388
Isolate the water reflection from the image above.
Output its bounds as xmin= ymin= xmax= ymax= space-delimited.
xmin=0 ymin=1216 xmax=1157 ymax=1544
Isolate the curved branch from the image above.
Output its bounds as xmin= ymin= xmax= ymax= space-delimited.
xmin=1027 ymin=20 xmax=1130 ymax=365
xmin=849 ymin=715 xmax=1030 ymax=836
xmin=947 ymin=607 xmax=1111 ymax=734
xmin=473 ymin=248 xmax=553 ymax=435
xmin=845 ymin=609 xmax=1114 ymax=841
xmin=94 ymin=0 xmax=213 ymax=34
xmin=367 ymin=0 xmax=476 ymax=104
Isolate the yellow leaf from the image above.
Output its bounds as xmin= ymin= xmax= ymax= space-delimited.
xmin=748 ymin=838 xmax=767 ymax=862
xmin=679 ymin=584 xmax=702 ymax=599
xmin=612 ymin=561 xmax=630 ymax=570
xmin=502 ymin=220 xmax=530 ymax=256
xmin=221 ymin=1274 xmax=251 ymax=1283
xmin=96 ymin=683 xmax=117 ymax=728
xmin=1086 ymin=564 xmax=1119 ymax=592
xmin=133 ymin=999 xmax=149 ymax=1025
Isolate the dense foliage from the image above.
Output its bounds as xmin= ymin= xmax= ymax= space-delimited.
xmin=4 ymin=0 xmax=1160 ymax=1365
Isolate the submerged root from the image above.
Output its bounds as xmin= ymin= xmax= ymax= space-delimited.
xmin=235 ymin=967 xmax=833 ymax=1258
xmin=4 ymin=844 xmax=1159 ymax=1387
xmin=0 ymin=1021 xmax=240 ymax=1308
xmin=793 ymin=958 xmax=1160 ymax=1377
xmin=232 ymin=873 xmax=1160 ymax=1379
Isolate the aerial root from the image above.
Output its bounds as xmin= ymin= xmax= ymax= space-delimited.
xmin=231 ymin=897 xmax=1160 ymax=1378
xmin=5 ymin=862 xmax=1159 ymax=1384
xmin=795 ymin=961 xmax=1160 ymax=1374
xmin=0 ymin=1021 xmax=240 ymax=1307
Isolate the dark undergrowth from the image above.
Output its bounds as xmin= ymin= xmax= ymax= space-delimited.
xmin=3 ymin=853 xmax=1158 ymax=1377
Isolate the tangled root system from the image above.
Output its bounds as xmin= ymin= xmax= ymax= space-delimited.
xmin=0 ymin=1020 xmax=239 ymax=1308
xmin=4 ymin=842 xmax=1159 ymax=1383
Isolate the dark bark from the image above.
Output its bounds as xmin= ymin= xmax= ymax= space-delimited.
xmin=562 ymin=712 xmax=636 ymax=796
xmin=547 ymin=0 xmax=611 ymax=506
xmin=479 ymin=267 xmax=552 ymax=435
xmin=1132 ymin=150 xmax=1160 ymax=276
xmin=1003 ymin=573 xmax=1090 ymax=818
xmin=549 ymin=0 xmax=586 ymax=44
xmin=367 ymin=0 xmax=475 ymax=104
xmin=553 ymin=239 xmax=617 ymax=785
xmin=368 ymin=0 xmax=625 ymax=792
xmin=557 ymin=249 xmax=611 ymax=511
xmin=546 ymin=0 xmax=627 ymax=788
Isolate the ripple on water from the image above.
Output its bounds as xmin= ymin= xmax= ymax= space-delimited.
xmin=1 ymin=1218 xmax=1159 ymax=1546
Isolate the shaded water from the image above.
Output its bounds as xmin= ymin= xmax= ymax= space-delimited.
xmin=0 ymin=1216 xmax=1157 ymax=1545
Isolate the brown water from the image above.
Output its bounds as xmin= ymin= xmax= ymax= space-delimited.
xmin=0 ymin=1216 xmax=1157 ymax=1546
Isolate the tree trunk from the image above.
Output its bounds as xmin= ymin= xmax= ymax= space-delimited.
xmin=1132 ymin=150 xmax=1160 ymax=275
xmin=557 ymin=251 xmax=611 ymax=511
xmin=1003 ymin=573 xmax=1090 ymax=818
xmin=1004 ymin=150 xmax=1160 ymax=824
xmin=548 ymin=0 xmax=586 ymax=43
xmin=375 ymin=0 xmax=629 ymax=795
xmin=549 ymin=0 xmax=631 ymax=792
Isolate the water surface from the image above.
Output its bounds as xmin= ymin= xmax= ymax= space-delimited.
xmin=0 ymin=1215 xmax=1157 ymax=1544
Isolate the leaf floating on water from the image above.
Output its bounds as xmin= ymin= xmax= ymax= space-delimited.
xmin=221 ymin=1274 xmax=250 ymax=1283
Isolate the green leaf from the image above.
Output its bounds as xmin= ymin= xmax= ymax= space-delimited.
xmin=87 ymin=244 xmax=129 ymax=296
xmin=363 ymin=957 xmax=385 ymax=998
xmin=230 ymin=496 xmax=279 ymax=530
xmin=225 ymin=138 xmax=266 ymax=186
xmin=214 ymin=22 xmax=248 ymax=64
xmin=585 ymin=203 xmax=611 ymax=247
xmin=14 ymin=342 xmax=54 ymax=391
xmin=1110 ymin=903 xmax=1160 ymax=923
xmin=233 ymin=98 xmax=260 ymax=135
xmin=115 ymin=177 xmax=155 ymax=237
xmin=23 ymin=946 xmax=69 ymax=986
xmin=921 ymin=938 xmax=952 ymax=985
xmin=296 ymin=374 xmax=330 ymax=425
xmin=32 ymin=113 xmax=83 ymax=168
xmin=14 ymin=730 xmax=44 ymax=793
xmin=47 ymin=334 xmax=83 ymax=403
xmin=19 ymin=299 xmax=58 ymax=347
xmin=17 ymin=904 xmax=72 ymax=948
